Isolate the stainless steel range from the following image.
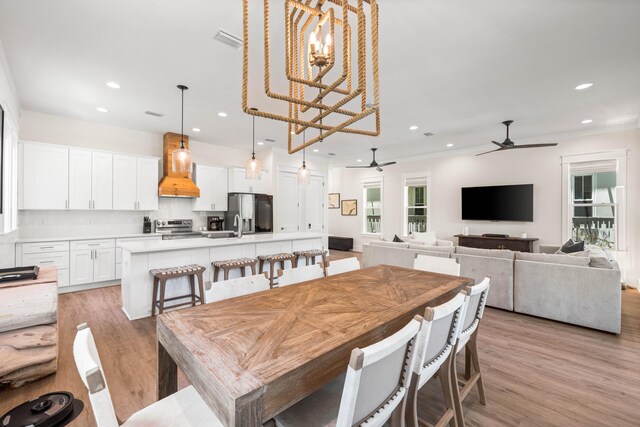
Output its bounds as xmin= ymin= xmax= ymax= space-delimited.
xmin=155 ymin=219 xmax=203 ymax=240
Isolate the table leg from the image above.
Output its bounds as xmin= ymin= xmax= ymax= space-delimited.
xmin=158 ymin=341 xmax=178 ymax=400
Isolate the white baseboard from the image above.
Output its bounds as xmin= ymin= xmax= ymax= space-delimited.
xmin=59 ymin=280 xmax=120 ymax=294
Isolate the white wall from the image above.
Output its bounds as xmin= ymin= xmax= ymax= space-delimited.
xmin=0 ymin=39 xmax=20 ymax=267
xmin=328 ymin=128 xmax=640 ymax=284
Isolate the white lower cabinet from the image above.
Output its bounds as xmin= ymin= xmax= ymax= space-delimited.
xmin=70 ymin=239 xmax=116 ymax=285
xmin=94 ymin=248 xmax=116 ymax=282
xmin=70 ymin=249 xmax=94 ymax=286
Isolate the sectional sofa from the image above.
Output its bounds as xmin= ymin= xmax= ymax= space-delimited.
xmin=362 ymin=241 xmax=621 ymax=333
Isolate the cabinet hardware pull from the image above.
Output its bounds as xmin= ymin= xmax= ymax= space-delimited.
xmin=40 ymin=246 xmax=54 ymax=249
xmin=88 ymin=244 xmax=100 ymax=246
xmin=40 ymin=261 xmax=54 ymax=264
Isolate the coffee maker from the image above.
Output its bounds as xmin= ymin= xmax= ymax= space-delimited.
xmin=207 ymin=216 xmax=224 ymax=231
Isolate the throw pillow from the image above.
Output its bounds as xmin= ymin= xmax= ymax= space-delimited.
xmin=393 ymin=234 xmax=404 ymax=243
xmin=412 ymin=231 xmax=437 ymax=246
xmin=560 ymin=239 xmax=584 ymax=254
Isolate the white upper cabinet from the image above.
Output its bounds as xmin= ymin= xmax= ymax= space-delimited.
xmin=136 ymin=157 xmax=159 ymax=211
xmin=212 ymin=166 xmax=229 ymax=211
xmin=20 ymin=142 xmax=69 ymax=210
xmin=112 ymin=155 xmax=158 ymax=211
xmin=228 ymin=167 xmax=268 ymax=194
xmin=113 ymin=155 xmax=138 ymax=210
xmin=193 ymin=163 xmax=228 ymax=211
xmin=69 ymin=149 xmax=93 ymax=210
xmin=92 ymin=152 xmax=113 ymax=210
xmin=69 ymin=149 xmax=113 ymax=210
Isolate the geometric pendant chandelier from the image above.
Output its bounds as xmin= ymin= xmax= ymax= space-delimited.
xmin=242 ymin=0 xmax=381 ymax=154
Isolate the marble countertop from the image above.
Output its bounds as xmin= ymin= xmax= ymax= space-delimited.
xmin=119 ymin=232 xmax=326 ymax=254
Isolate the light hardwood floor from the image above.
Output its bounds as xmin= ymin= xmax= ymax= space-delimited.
xmin=1 ymin=251 xmax=639 ymax=426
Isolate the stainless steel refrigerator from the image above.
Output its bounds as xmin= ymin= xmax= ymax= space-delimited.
xmin=225 ymin=193 xmax=273 ymax=234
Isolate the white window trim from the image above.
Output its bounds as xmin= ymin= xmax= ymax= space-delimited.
xmin=561 ymin=150 xmax=627 ymax=251
xmin=361 ymin=176 xmax=383 ymax=236
xmin=401 ymin=172 xmax=431 ymax=236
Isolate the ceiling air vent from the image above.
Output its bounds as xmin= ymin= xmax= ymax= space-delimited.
xmin=423 ymin=132 xmax=435 ymax=137
xmin=214 ymin=30 xmax=243 ymax=50
xmin=265 ymin=138 xmax=276 ymax=143
xmin=145 ymin=111 xmax=164 ymax=117
xmin=328 ymin=153 xmax=336 ymax=156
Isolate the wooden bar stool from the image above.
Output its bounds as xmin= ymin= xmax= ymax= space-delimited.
xmin=212 ymin=257 xmax=258 ymax=282
xmin=294 ymin=249 xmax=328 ymax=267
xmin=257 ymin=253 xmax=298 ymax=288
xmin=150 ymin=264 xmax=206 ymax=316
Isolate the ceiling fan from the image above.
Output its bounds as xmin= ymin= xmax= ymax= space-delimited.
xmin=477 ymin=120 xmax=558 ymax=156
xmin=346 ymin=148 xmax=396 ymax=172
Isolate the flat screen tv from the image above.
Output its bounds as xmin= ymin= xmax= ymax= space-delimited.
xmin=461 ymin=184 xmax=533 ymax=222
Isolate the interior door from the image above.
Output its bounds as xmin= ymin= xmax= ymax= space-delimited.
xmin=92 ymin=152 xmax=113 ymax=210
xmin=68 ymin=149 xmax=92 ymax=210
xmin=136 ymin=157 xmax=159 ymax=210
xmin=70 ymin=249 xmax=94 ymax=286
xmin=277 ymin=171 xmax=300 ymax=232
xmin=113 ymin=155 xmax=137 ymax=210
xmin=305 ymin=175 xmax=324 ymax=232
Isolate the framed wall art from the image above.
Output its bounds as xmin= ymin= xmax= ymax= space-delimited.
xmin=328 ymin=193 xmax=340 ymax=209
xmin=341 ymin=199 xmax=357 ymax=216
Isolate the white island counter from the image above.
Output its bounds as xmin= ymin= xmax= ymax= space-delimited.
xmin=119 ymin=232 xmax=325 ymax=320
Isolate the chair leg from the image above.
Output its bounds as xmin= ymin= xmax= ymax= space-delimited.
xmin=306 ymin=255 xmax=310 ymax=266
xmin=151 ymin=277 xmax=159 ymax=317
xmin=469 ymin=333 xmax=487 ymax=405
xmin=196 ymin=272 xmax=205 ymax=304
xmin=465 ymin=347 xmax=472 ymax=381
xmin=388 ymin=403 xmax=404 ymax=427
xmin=269 ymin=262 xmax=275 ymax=288
xmin=214 ymin=266 xmax=219 ymax=283
xmin=451 ymin=349 xmax=465 ymax=427
xmin=241 ymin=266 xmax=246 ymax=277
xmin=189 ymin=274 xmax=196 ymax=307
xmin=405 ymin=373 xmax=420 ymax=427
xmin=259 ymin=259 xmax=264 ymax=273
xmin=250 ymin=263 xmax=256 ymax=275
xmin=158 ymin=278 xmax=167 ymax=315
xmin=439 ymin=354 xmax=458 ymax=427
xmin=224 ymin=267 xmax=229 ymax=281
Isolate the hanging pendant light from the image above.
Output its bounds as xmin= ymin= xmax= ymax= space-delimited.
xmin=245 ymin=107 xmax=263 ymax=180
xmin=172 ymin=85 xmax=192 ymax=174
xmin=297 ymin=131 xmax=311 ymax=185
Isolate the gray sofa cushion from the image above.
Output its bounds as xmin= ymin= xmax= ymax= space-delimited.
xmin=452 ymin=253 xmax=514 ymax=311
xmin=585 ymin=245 xmax=614 ymax=269
xmin=455 ymin=246 xmax=515 ymax=260
xmin=408 ymin=244 xmax=455 ymax=254
xmin=516 ymin=251 xmax=590 ymax=267
xmin=369 ymin=241 xmax=409 ymax=249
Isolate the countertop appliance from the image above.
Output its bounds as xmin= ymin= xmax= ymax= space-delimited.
xmin=207 ymin=216 xmax=224 ymax=231
xmin=143 ymin=216 xmax=152 ymax=233
xmin=225 ymin=193 xmax=273 ymax=234
xmin=155 ymin=219 xmax=203 ymax=240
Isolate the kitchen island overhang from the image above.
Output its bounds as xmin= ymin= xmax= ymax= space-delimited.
xmin=118 ymin=232 xmax=326 ymax=320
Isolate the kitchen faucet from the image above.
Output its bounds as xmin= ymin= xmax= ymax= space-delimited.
xmin=233 ymin=214 xmax=242 ymax=239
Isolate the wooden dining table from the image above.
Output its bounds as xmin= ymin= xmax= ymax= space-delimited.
xmin=156 ymin=264 xmax=473 ymax=426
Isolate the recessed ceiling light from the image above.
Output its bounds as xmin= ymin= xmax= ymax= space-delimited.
xmin=106 ymin=82 xmax=120 ymax=89
xmin=192 ymin=128 xmax=201 ymax=132
xmin=356 ymin=159 xmax=362 ymax=162
xmin=409 ymin=125 xmax=418 ymax=130
xmin=446 ymin=143 xmax=454 ymax=148
xmin=575 ymin=83 xmax=594 ymax=90
xmin=217 ymin=112 xmax=228 ymax=117
xmin=257 ymin=141 xmax=264 ymax=145
xmin=581 ymin=119 xmax=593 ymax=124
xmin=313 ymin=149 xmax=319 ymax=153
xmin=96 ymin=107 xmax=108 ymax=113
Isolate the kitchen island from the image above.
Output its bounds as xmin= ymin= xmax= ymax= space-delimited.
xmin=118 ymin=232 xmax=325 ymax=320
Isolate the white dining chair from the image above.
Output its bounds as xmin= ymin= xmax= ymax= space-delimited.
xmin=274 ymin=317 xmax=422 ymax=427
xmin=204 ymin=273 xmax=270 ymax=303
xmin=414 ymin=254 xmax=461 ymax=276
xmin=276 ymin=264 xmax=324 ymax=287
xmin=325 ymin=257 xmax=361 ymax=276
xmin=451 ymin=277 xmax=491 ymax=427
xmin=73 ymin=323 xmax=223 ymax=427
xmin=406 ymin=292 xmax=467 ymax=427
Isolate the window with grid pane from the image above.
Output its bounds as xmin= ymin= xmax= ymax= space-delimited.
xmin=363 ymin=179 xmax=382 ymax=234
xmin=403 ymin=175 xmax=429 ymax=235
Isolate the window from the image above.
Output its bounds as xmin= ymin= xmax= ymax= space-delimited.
xmin=402 ymin=174 xmax=430 ymax=235
xmin=562 ymin=152 xmax=626 ymax=251
xmin=362 ymin=177 xmax=383 ymax=234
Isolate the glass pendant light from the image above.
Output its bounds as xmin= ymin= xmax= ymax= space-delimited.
xmin=297 ymin=131 xmax=311 ymax=185
xmin=172 ymin=85 xmax=192 ymax=174
xmin=245 ymin=108 xmax=263 ymax=180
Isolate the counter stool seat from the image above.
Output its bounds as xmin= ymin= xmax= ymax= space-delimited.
xmin=257 ymin=253 xmax=298 ymax=287
xmin=294 ymin=249 xmax=328 ymax=274
xmin=150 ymin=264 xmax=206 ymax=316
xmin=212 ymin=257 xmax=258 ymax=282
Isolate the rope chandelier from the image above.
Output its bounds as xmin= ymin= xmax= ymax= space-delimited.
xmin=242 ymin=0 xmax=381 ymax=154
